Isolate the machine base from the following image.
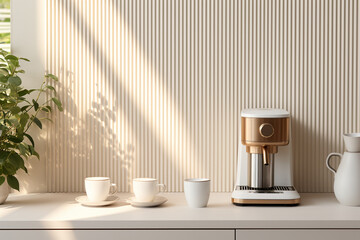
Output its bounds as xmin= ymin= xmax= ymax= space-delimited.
xmin=231 ymin=186 xmax=301 ymax=206
xmin=232 ymin=198 xmax=300 ymax=206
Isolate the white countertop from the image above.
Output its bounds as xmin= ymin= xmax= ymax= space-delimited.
xmin=0 ymin=193 xmax=359 ymax=229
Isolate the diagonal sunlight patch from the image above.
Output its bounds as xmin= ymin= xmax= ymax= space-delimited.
xmin=111 ymin=1 xmax=204 ymax=187
xmin=49 ymin=0 xmax=204 ymax=192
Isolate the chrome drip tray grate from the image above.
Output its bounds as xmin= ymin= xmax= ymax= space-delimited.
xmin=236 ymin=185 xmax=295 ymax=191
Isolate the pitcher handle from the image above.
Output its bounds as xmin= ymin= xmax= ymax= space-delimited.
xmin=326 ymin=153 xmax=342 ymax=174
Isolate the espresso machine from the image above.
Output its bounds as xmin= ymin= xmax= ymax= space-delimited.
xmin=232 ymin=108 xmax=300 ymax=205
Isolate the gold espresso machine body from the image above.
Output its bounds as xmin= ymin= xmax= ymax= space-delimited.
xmin=232 ymin=108 xmax=300 ymax=205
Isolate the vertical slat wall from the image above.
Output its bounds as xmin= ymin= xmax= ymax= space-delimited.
xmin=46 ymin=0 xmax=359 ymax=193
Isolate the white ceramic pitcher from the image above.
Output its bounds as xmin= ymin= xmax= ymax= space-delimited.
xmin=326 ymin=133 xmax=360 ymax=206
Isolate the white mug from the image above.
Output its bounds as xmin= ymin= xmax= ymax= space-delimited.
xmin=85 ymin=177 xmax=117 ymax=202
xmin=184 ymin=178 xmax=210 ymax=208
xmin=133 ymin=178 xmax=166 ymax=202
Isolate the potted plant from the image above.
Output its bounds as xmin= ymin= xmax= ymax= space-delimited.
xmin=0 ymin=49 xmax=62 ymax=204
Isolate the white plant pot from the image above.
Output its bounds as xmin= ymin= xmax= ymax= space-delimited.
xmin=0 ymin=181 xmax=10 ymax=204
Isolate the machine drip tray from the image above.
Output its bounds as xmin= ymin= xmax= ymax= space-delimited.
xmin=232 ymin=185 xmax=300 ymax=205
xmin=236 ymin=185 xmax=295 ymax=192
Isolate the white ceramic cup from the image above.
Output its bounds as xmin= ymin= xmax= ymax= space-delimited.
xmin=133 ymin=178 xmax=166 ymax=202
xmin=184 ymin=178 xmax=210 ymax=208
xmin=85 ymin=177 xmax=117 ymax=202
xmin=344 ymin=133 xmax=360 ymax=152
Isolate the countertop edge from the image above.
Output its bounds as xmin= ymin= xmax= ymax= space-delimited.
xmin=1 ymin=220 xmax=360 ymax=230
xmin=1 ymin=193 xmax=359 ymax=230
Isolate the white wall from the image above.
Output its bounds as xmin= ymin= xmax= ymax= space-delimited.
xmin=45 ymin=0 xmax=359 ymax=193
xmin=11 ymin=0 xmax=46 ymax=193
xmin=10 ymin=0 xmax=360 ymax=193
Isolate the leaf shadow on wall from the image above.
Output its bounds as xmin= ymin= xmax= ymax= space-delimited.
xmin=49 ymin=0 xmax=191 ymax=192
xmin=85 ymin=93 xmax=135 ymax=187
xmin=54 ymin=70 xmax=136 ymax=192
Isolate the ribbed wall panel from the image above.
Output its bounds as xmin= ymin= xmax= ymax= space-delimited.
xmin=45 ymin=0 xmax=359 ymax=193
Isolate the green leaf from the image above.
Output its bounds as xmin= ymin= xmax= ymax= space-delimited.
xmin=2 ymin=160 xmax=17 ymax=175
xmin=18 ymin=143 xmax=28 ymax=156
xmin=0 ymin=75 xmax=7 ymax=83
xmin=20 ymin=105 xmax=30 ymax=111
xmin=0 ymin=68 xmax=9 ymax=75
xmin=45 ymin=105 xmax=52 ymax=112
xmin=9 ymin=152 xmax=25 ymax=169
xmin=45 ymin=85 xmax=56 ymax=92
xmin=32 ymin=116 xmax=42 ymax=129
xmin=41 ymin=107 xmax=49 ymax=112
xmin=51 ymin=97 xmax=63 ymax=111
xmin=8 ymin=116 xmax=20 ymax=127
xmin=7 ymin=175 xmax=19 ymax=191
xmin=27 ymin=89 xmax=37 ymax=94
xmin=45 ymin=73 xmax=58 ymax=81
xmin=7 ymin=59 xmax=20 ymax=68
xmin=8 ymin=76 xmax=22 ymax=86
xmin=19 ymin=57 xmax=30 ymax=62
xmin=28 ymin=145 xmax=39 ymax=159
xmin=0 ymin=176 xmax=5 ymax=186
xmin=18 ymin=89 xmax=28 ymax=96
xmin=34 ymin=150 xmax=40 ymax=159
xmin=7 ymin=63 xmax=15 ymax=74
xmin=8 ymin=135 xmax=23 ymax=143
xmin=2 ymin=102 xmax=16 ymax=110
xmin=24 ymin=133 xmax=35 ymax=147
xmin=10 ymin=89 xmax=18 ymax=97
xmin=0 ymin=150 xmax=10 ymax=164
xmin=5 ymin=55 xmax=19 ymax=61
xmin=1 ymin=143 xmax=16 ymax=150
xmin=10 ymin=106 xmax=21 ymax=114
xmin=20 ymin=113 xmax=29 ymax=127
xmin=32 ymin=99 xmax=39 ymax=111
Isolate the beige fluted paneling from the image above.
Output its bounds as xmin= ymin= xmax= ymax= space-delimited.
xmin=45 ymin=0 xmax=359 ymax=193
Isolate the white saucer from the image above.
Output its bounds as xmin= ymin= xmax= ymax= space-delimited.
xmin=75 ymin=195 xmax=119 ymax=207
xmin=127 ymin=196 xmax=168 ymax=207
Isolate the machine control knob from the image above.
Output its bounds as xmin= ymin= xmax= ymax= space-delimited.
xmin=259 ymin=123 xmax=274 ymax=138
